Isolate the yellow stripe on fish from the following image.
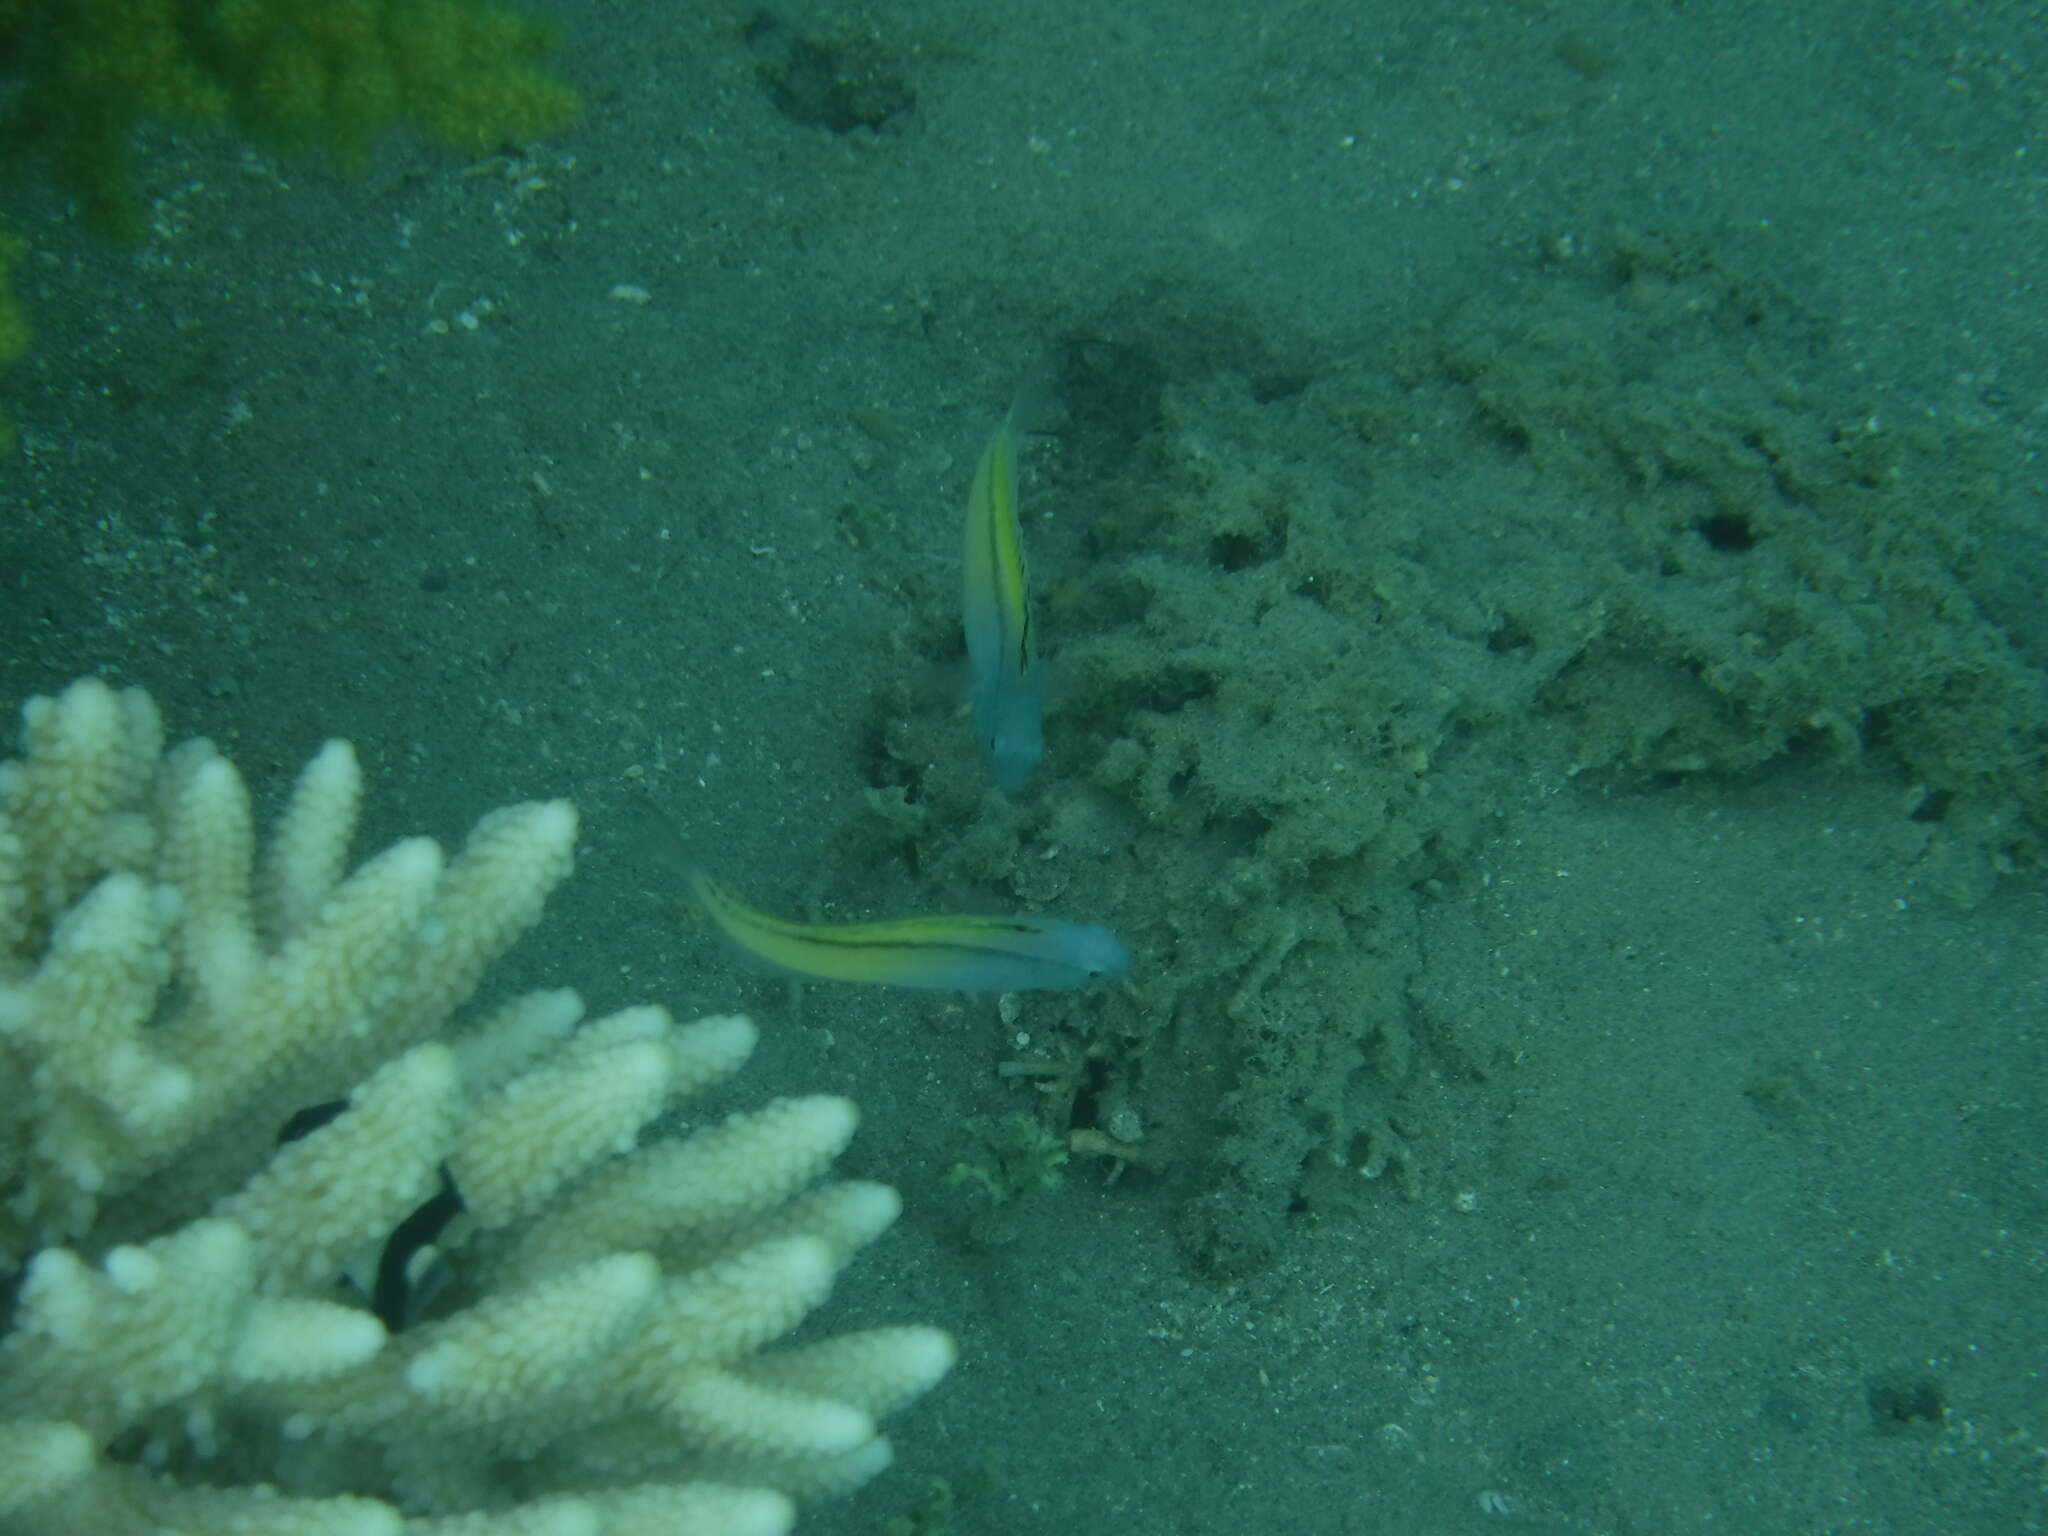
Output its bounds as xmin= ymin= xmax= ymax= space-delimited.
xmin=689 ymin=870 xmax=1129 ymax=991
xmin=962 ymin=394 xmax=1047 ymax=792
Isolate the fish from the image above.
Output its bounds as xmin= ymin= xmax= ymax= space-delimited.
xmin=961 ymin=386 xmax=1051 ymax=792
xmin=689 ymin=869 xmax=1130 ymax=991
xmin=276 ymin=1098 xmax=462 ymax=1332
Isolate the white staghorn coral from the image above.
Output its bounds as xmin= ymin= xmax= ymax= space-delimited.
xmin=0 ymin=678 xmax=953 ymax=1536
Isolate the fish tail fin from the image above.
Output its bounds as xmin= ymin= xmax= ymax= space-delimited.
xmin=622 ymin=791 xmax=731 ymax=935
xmin=622 ymin=788 xmax=696 ymax=877
xmin=1004 ymin=352 xmax=1066 ymax=440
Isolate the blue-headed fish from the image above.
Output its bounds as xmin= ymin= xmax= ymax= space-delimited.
xmin=962 ymin=388 xmax=1050 ymax=791
xmin=689 ymin=869 xmax=1129 ymax=991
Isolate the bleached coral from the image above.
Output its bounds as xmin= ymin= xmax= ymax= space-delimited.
xmin=0 ymin=678 xmax=952 ymax=1535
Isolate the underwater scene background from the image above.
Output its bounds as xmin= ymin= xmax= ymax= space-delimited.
xmin=2 ymin=1 xmax=2044 ymax=1533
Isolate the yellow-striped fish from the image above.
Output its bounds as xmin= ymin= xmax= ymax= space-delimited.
xmin=690 ymin=870 xmax=1129 ymax=990
xmin=962 ymin=391 xmax=1048 ymax=792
